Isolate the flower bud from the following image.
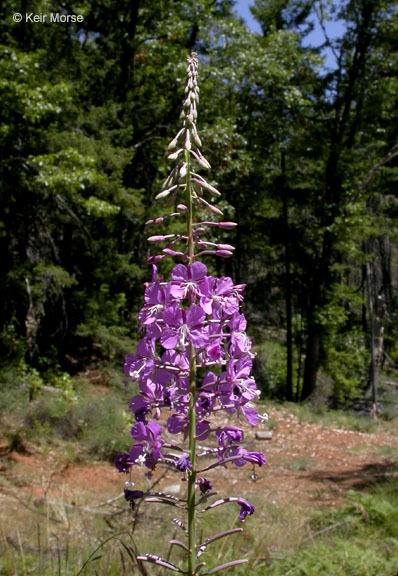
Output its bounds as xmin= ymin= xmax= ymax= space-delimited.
xmin=216 ymin=250 xmax=233 ymax=258
xmin=193 ymin=221 xmax=217 ymax=227
xmin=147 ymin=254 xmax=164 ymax=263
xmin=148 ymin=235 xmax=175 ymax=243
xmin=191 ymin=179 xmax=220 ymax=197
xmin=148 ymin=235 xmax=166 ymax=242
xmin=218 ymin=221 xmax=238 ymax=229
xmin=162 ymin=168 xmax=177 ymax=189
xmin=177 ymin=204 xmax=187 ymax=211
xmin=199 ymin=197 xmax=223 ymax=216
xmin=191 ymin=150 xmax=210 ymax=170
xmin=163 ymin=248 xmax=185 ymax=257
xmin=146 ymin=217 xmax=164 ymax=226
xmin=155 ymin=185 xmax=178 ymax=200
xmin=168 ymin=129 xmax=184 ymax=150
xmin=185 ymin=130 xmax=191 ymax=151
xmin=168 ymin=149 xmax=183 ymax=161
xmin=193 ymin=132 xmax=202 ymax=147
xmin=206 ymin=183 xmax=221 ymax=196
xmin=217 ymin=244 xmax=235 ymax=251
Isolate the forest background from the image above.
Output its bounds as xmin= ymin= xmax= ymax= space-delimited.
xmin=1 ymin=2 xmax=398 ymax=575
xmin=1 ymin=0 xmax=398 ymax=417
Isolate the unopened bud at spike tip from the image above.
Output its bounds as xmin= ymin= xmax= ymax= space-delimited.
xmin=146 ymin=254 xmax=164 ymax=263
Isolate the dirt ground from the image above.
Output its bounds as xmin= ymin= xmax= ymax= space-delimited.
xmin=1 ymin=407 xmax=397 ymax=518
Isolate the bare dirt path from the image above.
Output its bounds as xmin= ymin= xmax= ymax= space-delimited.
xmin=1 ymin=407 xmax=396 ymax=514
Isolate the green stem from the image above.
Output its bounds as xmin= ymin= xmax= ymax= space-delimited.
xmin=185 ymin=149 xmax=194 ymax=264
xmin=187 ymin=342 xmax=196 ymax=576
xmin=185 ymin=149 xmax=197 ymax=576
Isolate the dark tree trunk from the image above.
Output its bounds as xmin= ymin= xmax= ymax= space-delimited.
xmin=301 ymin=229 xmax=334 ymax=400
xmin=119 ymin=0 xmax=140 ymax=102
xmin=301 ymin=320 xmax=321 ymax=400
xmin=281 ymin=151 xmax=293 ymax=401
xmin=366 ymin=261 xmax=378 ymax=416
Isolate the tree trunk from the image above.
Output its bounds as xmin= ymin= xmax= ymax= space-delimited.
xmin=281 ymin=152 xmax=293 ymax=401
xmin=366 ymin=261 xmax=378 ymax=417
xmin=301 ymin=318 xmax=321 ymax=401
xmin=301 ymin=230 xmax=333 ymax=401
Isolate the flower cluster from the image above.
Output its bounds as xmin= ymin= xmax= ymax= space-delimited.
xmin=114 ymin=52 xmax=265 ymax=576
xmin=116 ymin=261 xmax=265 ymax=478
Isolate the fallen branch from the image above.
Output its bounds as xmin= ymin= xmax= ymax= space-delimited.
xmin=303 ymin=520 xmax=348 ymax=542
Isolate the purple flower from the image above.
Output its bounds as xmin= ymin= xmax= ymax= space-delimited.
xmin=131 ymin=420 xmax=162 ymax=443
xmin=131 ymin=375 xmax=168 ymax=419
xmin=240 ymin=404 xmax=259 ymax=426
xmin=161 ymin=303 xmax=208 ymax=350
xmin=124 ymin=489 xmax=144 ymax=502
xmin=170 ymin=262 xmax=207 ymax=299
xmin=237 ymin=498 xmax=255 ymax=521
xmin=130 ymin=394 xmax=151 ymax=422
xmin=129 ymin=420 xmax=164 ymax=470
xmin=199 ymin=371 xmax=218 ymax=391
xmin=199 ymin=276 xmax=239 ymax=316
xmin=218 ymin=356 xmax=259 ymax=424
xmin=167 ymin=413 xmax=210 ymax=440
xmin=124 ymin=339 xmax=155 ymax=382
xmin=226 ymin=447 xmax=266 ymax=467
xmin=228 ymin=312 xmax=252 ymax=357
xmin=175 ymin=452 xmax=192 ymax=472
xmin=196 ymin=391 xmax=214 ymax=415
xmin=138 ymin=285 xmax=171 ymax=339
xmin=197 ymin=477 xmax=212 ymax=494
xmin=115 ymin=453 xmax=134 ymax=472
xmin=216 ymin=426 xmax=244 ymax=448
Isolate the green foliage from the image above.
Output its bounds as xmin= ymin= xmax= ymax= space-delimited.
xmin=263 ymin=480 xmax=398 ymax=576
xmin=284 ymin=401 xmax=380 ymax=433
xmin=254 ymin=338 xmax=287 ymax=396
xmin=324 ymin=329 xmax=369 ymax=405
xmin=26 ymin=385 xmax=131 ymax=459
xmin=0 ymin=0 xmax=397 ymax=409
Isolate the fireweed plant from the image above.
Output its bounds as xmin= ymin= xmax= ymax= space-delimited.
xmin=115 ymin=53 xmax=266 ymax=575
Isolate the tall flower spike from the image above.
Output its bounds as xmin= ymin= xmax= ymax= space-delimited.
xmin=149 ymin=52 xmax=236 ymax=263
xmin=116 ymin=53 xmax=264 ymax=576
